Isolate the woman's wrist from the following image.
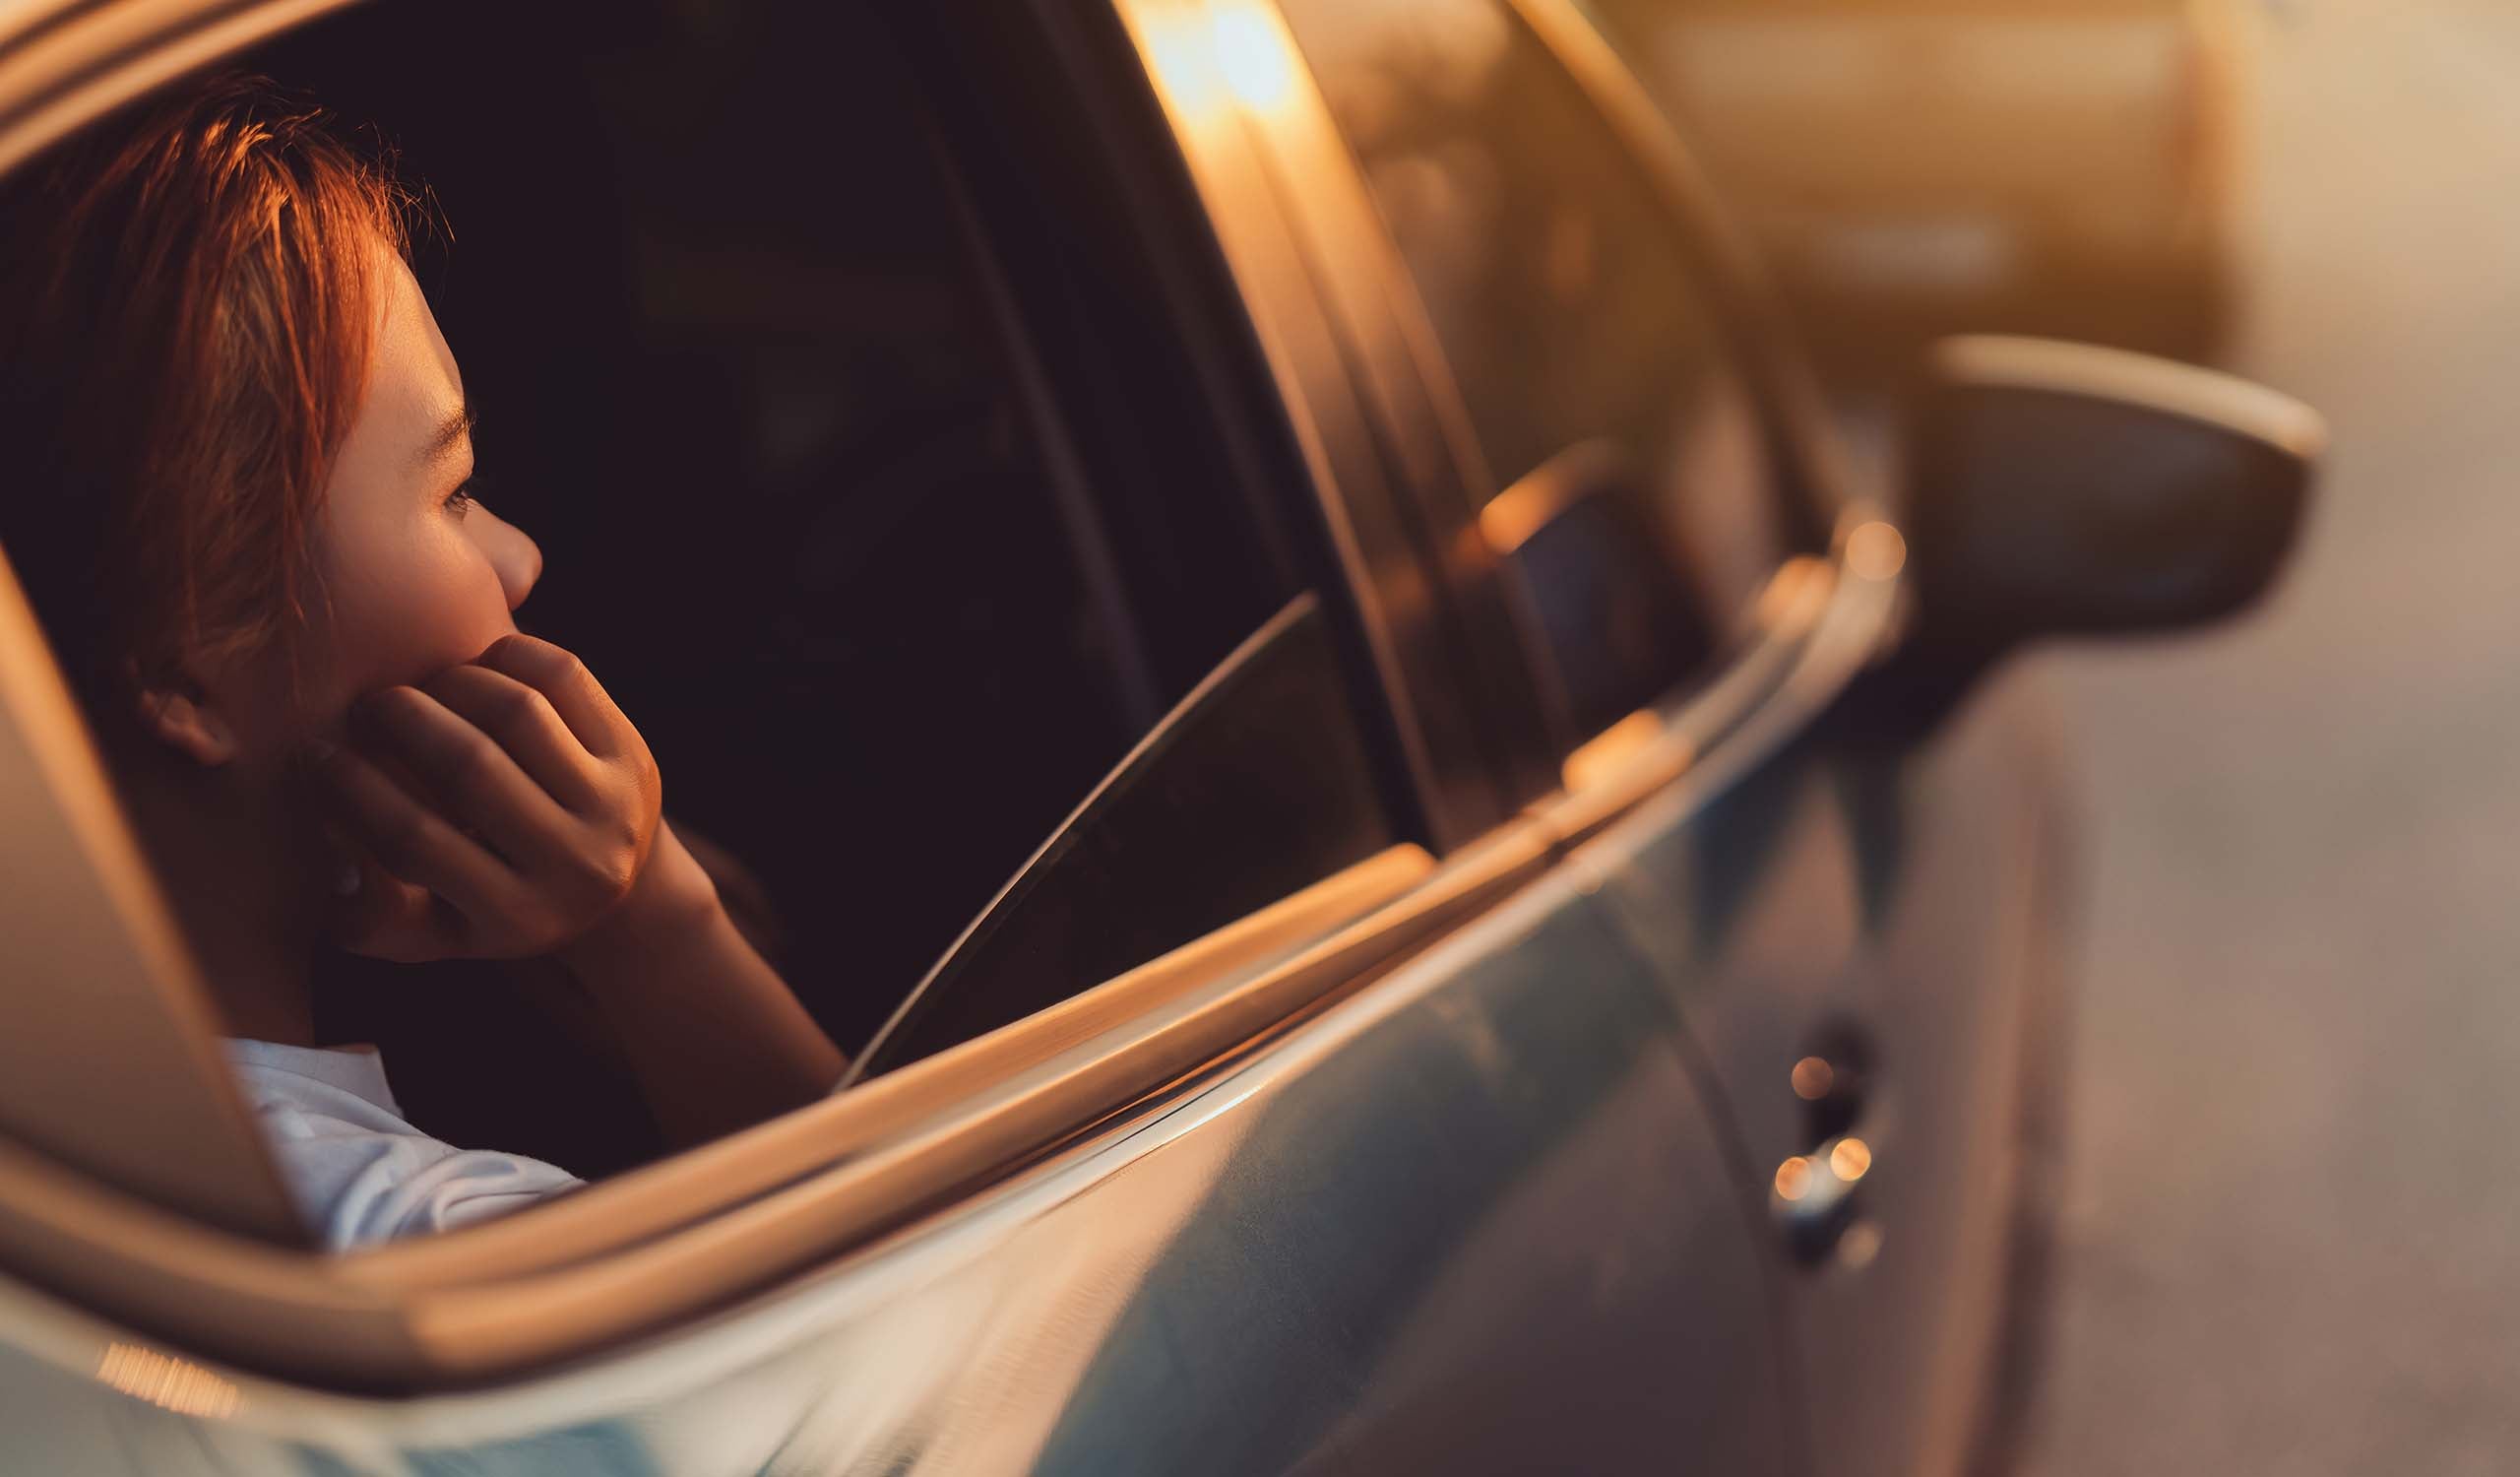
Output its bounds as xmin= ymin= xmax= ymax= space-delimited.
xmin=549 ymin=819 xmax=848 ymax=1141
xmin=558 ymin=820 xmax=724 ymax=975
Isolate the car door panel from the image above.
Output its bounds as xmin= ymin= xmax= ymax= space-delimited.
xmin=1023 ymin=864 xmax=1790 ymax=1477
xmin=1579 ymin=681 xmax=2063 ymax=1477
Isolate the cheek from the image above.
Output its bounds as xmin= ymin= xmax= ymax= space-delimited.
xmin=305 ymin=520 xmax=518 ymax=714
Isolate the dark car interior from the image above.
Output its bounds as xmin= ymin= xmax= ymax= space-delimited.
xmin=198 ymin=0 xmax=1378 ymax=1177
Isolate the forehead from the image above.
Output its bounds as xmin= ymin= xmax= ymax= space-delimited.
xmin=320 ymin=254 xmax=468 ymax=512
xmin=364 ymin=256 xmax=465 ymax=439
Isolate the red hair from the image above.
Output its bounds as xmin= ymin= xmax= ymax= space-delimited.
xmin=0 ymin=73 xmax=412 ymax=710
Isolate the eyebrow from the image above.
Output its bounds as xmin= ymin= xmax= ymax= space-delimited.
xmin=417 ymin=404 xmax=477 ymax=470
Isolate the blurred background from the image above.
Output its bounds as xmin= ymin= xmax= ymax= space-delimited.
xmin=1594 ymin=0 xmax=2519 ymax=1470
xmin=2021 ymin=4 xmax=2520 ymax=1470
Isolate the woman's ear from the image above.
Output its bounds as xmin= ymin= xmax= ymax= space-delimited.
xmin=133 ymin=674 xmax=238 ymax=767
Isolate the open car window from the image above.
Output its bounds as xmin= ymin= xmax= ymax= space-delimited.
xmin=248 ymin=0 xmax=1287 ymax=1176
xmin=231 ymin=0 xmax=1415 ymax=1177
xmin=0 ymin=0 xmax=1417 ymax=1222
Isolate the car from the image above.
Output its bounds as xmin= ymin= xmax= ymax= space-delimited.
xmin=1585 ymin=0 xmax=2257 ymax=363
xmin=0 ymin=0 xmax=2317 ymax=1472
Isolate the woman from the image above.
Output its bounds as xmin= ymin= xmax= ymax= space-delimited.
xmin=0 ymin=75 xmax=846 ymax=1247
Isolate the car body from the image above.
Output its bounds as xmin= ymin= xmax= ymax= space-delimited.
xmin=0 ymin=0 xmax=2301 ymax=1473
xmin=1587 ymin=0 xmax=2257 ymax=360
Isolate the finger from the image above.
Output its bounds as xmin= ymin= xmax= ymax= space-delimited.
xmin=422 ymin=665 xmax=605 ymax=814
xmin=350 ymin=685 xmax=575 ymax=864
xmin=314 ymin=742 xmax=515 ymax=920
xmin=473 ymin=634 xmax=636 ymax=760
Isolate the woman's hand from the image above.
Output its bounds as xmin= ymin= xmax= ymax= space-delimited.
xmin=316 ymin=632 xmax=848 ymax=1136
xmin=312 ymin=633 xmax=695 ymax=963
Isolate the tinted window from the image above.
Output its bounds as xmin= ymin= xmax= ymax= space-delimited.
xmin=1275 ymin=0 xmax=1787 ymax=662
xmin=856 ymin=596 xmax=1397 ymax=1075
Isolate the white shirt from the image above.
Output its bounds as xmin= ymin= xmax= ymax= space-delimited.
xmin=222 ymin=1039 xmax=584 ymax=1251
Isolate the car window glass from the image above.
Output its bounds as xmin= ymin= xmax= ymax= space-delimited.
xmin=1274 ymin=0 xmax=1788 ymax=657
xmin=855 ymin=595 xmax=1398 ymax=1076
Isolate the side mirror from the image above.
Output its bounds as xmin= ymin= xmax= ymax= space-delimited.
xmin=1905 ymin=334 xmax=2325 ymax=654
xmin=1844 ymin=335 xmax=2324 ymax=740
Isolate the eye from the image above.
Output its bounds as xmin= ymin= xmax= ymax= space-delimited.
xmin=444 ymin=474 xmax=483 ymax=518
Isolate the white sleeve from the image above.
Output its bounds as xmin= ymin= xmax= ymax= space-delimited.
xmin=261 ymin=1112 xmax=586 ymax=1252
xmin=327 ymin=1136 xmax=588 ymax=1250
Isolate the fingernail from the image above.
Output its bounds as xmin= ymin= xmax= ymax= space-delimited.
xmin=334 ymin=861 xmax=363 ymax=897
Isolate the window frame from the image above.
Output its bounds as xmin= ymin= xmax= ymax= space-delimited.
xmin=0 ymin=0 xmax=1461 ymax=1379
xmin=0 ymin=0 xmax=1508 ymax=1340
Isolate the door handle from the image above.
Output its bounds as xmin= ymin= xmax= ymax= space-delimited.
xmin=1777 ymin=1022 xmax=1879 ymax=1265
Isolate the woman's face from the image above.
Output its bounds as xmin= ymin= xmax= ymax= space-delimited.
xmin=227 ymin=254 xmax=542 ymax=756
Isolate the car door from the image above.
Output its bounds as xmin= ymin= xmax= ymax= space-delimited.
xmin=1258 ymin=1 xmax=2073 ymax=1473
xmin=0 ymin=0 xmax=1792 ymax=1473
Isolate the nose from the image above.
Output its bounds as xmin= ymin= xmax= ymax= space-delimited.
xmin=471 ymin=502 xmax=543 ymax=612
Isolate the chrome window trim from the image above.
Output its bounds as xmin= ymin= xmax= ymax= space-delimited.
xmin=1542 ymin=528 xmax=1903 ymax=851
